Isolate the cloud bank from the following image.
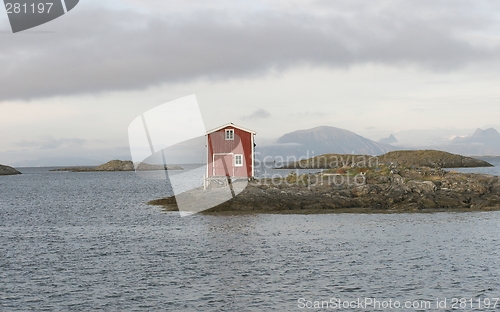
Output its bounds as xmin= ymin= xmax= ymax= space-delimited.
xmin=1 ymin=1 xmax=500 ymax=101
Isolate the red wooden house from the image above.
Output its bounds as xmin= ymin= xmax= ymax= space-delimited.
xmin=206 ymin=123 xmax=256 ymax=179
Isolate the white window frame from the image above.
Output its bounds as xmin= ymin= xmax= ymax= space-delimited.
xmin=234 ymin=154 xmax=243 ymax=167
xmin=225 ymin=129 xmax=234 ymax=140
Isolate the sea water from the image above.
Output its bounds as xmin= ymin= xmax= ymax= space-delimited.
xmin=1 ymin=163 xmax=500 ymax=311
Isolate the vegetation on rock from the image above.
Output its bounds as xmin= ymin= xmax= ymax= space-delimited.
xmin=283 ymin=150 xmax=492 ymax=169
xmin=380 ymin=150 xmax=492 ymax=168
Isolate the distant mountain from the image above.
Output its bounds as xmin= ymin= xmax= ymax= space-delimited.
xmin=379 ymin=134 xmax=398 ymax=145
xmin=452 ymin=128 xmax=500 ymax=145
xmin=388 ymin=128 xmax=473 ymax=147
xmin=472 ymin=128 xmax=500 ymax=139
xmin=257 ymin=126 xmax=395 ymax=160
xmin=445 ymin=128 xmax=500 ymax=155
xmin=403 ymin=128 xmax=500 ymax=156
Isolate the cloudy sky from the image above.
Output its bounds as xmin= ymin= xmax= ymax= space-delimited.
xmin=1 ymin=0 xmax=500 ymax=165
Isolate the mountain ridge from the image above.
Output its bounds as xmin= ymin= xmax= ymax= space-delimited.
xmin=379 ymin=134 xmax=398 ymax=145
xmin=259 ymin=126 xmax=395 ymax=159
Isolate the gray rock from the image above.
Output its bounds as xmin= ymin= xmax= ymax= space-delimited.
xmin=406 ymin=180 xmax=437 ymax=193
xmin=0 ymin=164 xmax=21 ymax=176
xmin=149 ymin=166 xmax=500 ymax=214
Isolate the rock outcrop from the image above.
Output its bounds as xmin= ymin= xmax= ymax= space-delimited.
xmin=94 ymin=160 xmax=135 ymax=171
xmin=150 ymin=166 xmax=500 ymax=214
xmin=0 ymin=164 xmax=21 ymax=176
xmin=51 ymin=160 xmax=183 ymax=172
xmin=380 ymin=150 xmax=492 ymax=168
xmin=284 ymin=150 xmax=492 ymax=169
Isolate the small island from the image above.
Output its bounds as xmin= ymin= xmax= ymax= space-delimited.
xmin=51 ymin=160 xmax=183 ymax=172
xmin=0 ymin=164 xmax=21 ymax=176
xmin=282 ymin=150 xmax=493 ymax=169
xmin=149 ymin=150 xmax=500 ymax=214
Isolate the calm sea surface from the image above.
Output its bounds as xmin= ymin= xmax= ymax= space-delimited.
xmin=447 ymin=157 xmax=500 ymax=176
xmin=1 ymin=160 xmax=500 ymax=311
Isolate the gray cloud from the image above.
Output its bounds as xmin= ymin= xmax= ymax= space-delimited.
xmin=15 ymin=137 xmax=87 ymax=150
xmin=1 ymin=1 xmax=500 ymax=101
xmin=241 ymin=108 xmax=271 ymax=120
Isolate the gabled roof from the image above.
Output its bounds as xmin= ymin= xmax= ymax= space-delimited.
xmin=206 ymin=123 xmax=256 ymax=135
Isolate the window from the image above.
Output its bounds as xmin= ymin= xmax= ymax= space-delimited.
xmin=225 ymin=129 xmax=234 ymax=140
xmin=235 ymin=154 xmax=243 ymax=167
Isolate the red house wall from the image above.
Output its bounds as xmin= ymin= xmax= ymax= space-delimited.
xmin=207 ymin=126 xmax=253 ymax=178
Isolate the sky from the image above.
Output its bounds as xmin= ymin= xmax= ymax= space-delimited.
xmin=1 ymin=0 xmax=500 ymax=166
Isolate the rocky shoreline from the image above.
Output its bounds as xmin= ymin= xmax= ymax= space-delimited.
xmin=150 ymin=168 xmax=500 ymax=214
xmin=51 ymin=160 xmax=183 ymax=172
xmin=0 ymin=164 xmax=21 ymax=176
xmin=149 ymin=151 xmax=500 ymax=214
